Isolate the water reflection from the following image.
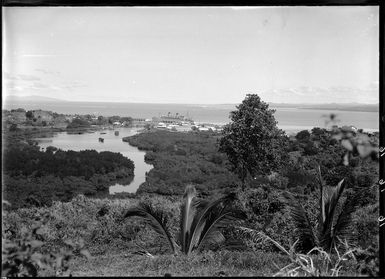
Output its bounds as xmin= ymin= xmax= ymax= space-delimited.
xmin=34 ymin=128 xmax=153 ymax=194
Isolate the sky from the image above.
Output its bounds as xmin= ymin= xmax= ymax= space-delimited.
xmin=2 ymin=6 xmax=379 ymax=104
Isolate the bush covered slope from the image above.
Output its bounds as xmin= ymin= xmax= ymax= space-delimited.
xmin=124 ymin=130 xmax=240 ymax=196
xmin=3 ymin=142 xmax=135 ymax=209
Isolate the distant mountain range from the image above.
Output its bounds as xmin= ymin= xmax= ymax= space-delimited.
xmin=269 ymin=102 xmax=379 ymax=112
xmin=4 ymin=95 xmax=67 ymax=103
xmin=201 ymin=102 xmax=379 ymax=112
xmin=3 ymin=95 xmax=379 ymax=112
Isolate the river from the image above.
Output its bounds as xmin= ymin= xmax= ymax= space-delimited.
xmin=33 ymin=127 xmax=153 ymax=194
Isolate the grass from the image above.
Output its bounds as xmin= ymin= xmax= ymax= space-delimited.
xmin=2 ymin=194 xmax=375 ymax=277
xmin=70 ymin=250 xmax=291 ymax=277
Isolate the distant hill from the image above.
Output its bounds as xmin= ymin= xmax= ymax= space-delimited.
xmin=203 ymin=102 xmax=379 ymax=112
xmin=3 ymin=96 xmax=378 ymax=113
xmin=294 ymin=103 xmax=379 ymax=112
xmin=4 ymin=95 xmax=67 ymax=103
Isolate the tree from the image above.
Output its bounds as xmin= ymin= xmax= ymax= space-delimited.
xmin=124 ymin=185 xmax=244 ymax=255
xmin=219 ymin=94 xmax=287 ymax=189
xmin=25 ymin=111 xmax=34 ymax=119
xmin=108 ymin=116 xmax=121 ymax=124
xmin=296 ymin=130 xmax=311 ymax=142
xmin=66 ymin=118 xmax=90 ymax=129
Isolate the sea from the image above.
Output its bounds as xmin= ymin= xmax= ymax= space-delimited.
xmin=4 ymin=101 xmax=378 ymax=134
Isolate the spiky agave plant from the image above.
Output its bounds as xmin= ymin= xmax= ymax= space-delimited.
xmin=124 ymin=185 xmax=244 ymax=255
xmin=283 ymin=165 xmax=368 ymax=253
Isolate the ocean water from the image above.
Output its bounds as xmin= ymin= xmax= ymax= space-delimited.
xmin=5 ymin=101 xmax=378 ymax=133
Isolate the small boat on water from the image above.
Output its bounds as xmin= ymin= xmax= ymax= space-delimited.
xmin=100 ymin=132 xmax=107 ymax=134
xmin=98 ymin=137 xmax=104 ymax=143
xmin=114 ymin=131 xmax=119 ymax=136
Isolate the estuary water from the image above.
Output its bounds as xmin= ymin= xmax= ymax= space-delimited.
xmin=6 ymin=101 xmax=378 ymax=133
xmin=33 ymin=128 xmax=153 ymax=194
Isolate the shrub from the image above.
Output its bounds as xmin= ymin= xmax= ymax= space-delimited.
xmin=2 ymin=209 xmax=90 ymax=277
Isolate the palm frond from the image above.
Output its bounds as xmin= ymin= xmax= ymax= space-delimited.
xmin=124 ymin=202 xmax=176 ymax=253
xmin=282 ymin=191 xmax=316 ymax=252
xmin=196 ymin=202 xmax=244 ymax=252
xmin=180 ymin=185 xmax=203 ymax=254
xmin=236 ymin=226 xmax=292 ymax=257
xmin=319 ymin=179 xmax=345 ymax=252
xmin=315 ymin=165 xmax=325 ymax=225
xmin=332 ymin=185 xmax=374 ymax=247
xmin=187 ymin=192 xmax=239 ymax=254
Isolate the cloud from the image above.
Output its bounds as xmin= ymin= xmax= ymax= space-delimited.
xmin=21 ymin=54 xmax=61 ymax=57
xmin=59 ymin=81 xmax=88 ymax=91
xmin=5 ymin=81 xmax=24 ymax=92
xmin=4 ymin=72 xmax=41 ymax=81
xmin=4 ymin=72 xmax=18 ymax=80
xmin=34 ymin=69 xmax=60 ymax=75
xmin=31 ymin=82 xmax=50 ymax=89
xmin=17 ymin=74 xmax=41 ymax=81
xmin=264 ymin=86 xmax=378 ymax=104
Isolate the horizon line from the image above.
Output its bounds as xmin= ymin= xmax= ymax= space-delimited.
xmin=3 ymin=99 xmax=379 ymax=106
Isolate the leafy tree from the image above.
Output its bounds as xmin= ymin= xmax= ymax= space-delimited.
xmin=120 ymin=117 xmax=133 ymax=126
xmin=66 ymin=118 xmax=90 ymax=129
xmin=296 ymin=130 xmax=311 ymax=142
xmin=311 ymin=127 xmax=325 ymax=137
xmin=219 ymin=94 xmax=287 ymax=189
xmin=124 ymin=185 xmax=244 ymax=255
xmin=303 ymin=141 xmax=319 ymax=156
xmin=108 ymin=116 xmax=121 ymax=124
xmin=97 ymin=116 xmax=108 ymax=125
xmin=25 ymin=111 xmax=34 ymax=119
xmin=11 ymin=108 xmax=25 ymax=113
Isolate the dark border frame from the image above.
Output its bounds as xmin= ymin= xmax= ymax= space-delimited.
xmin=2 ymin=1 xmax=384 ymax=277
xmin=379 ymin=2 xmax=384 ymax=278
xmin=0 ymin=0 xmax=381 ymax=6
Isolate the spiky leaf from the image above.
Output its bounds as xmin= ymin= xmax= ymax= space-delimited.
xmin=179 ymin=185 xmax=199 ymax=254
xmin=195 ymin=194 xmax=245 ymax=252
xmin=332 ymin=186 xmax=374 ymax=247
xmin=282 ymin=191 xmax=316 ymax=252
xmin=319 ymin=179 xmax=345 ymax=252
xmin=124 ymin=202 xmax=176 ymax=253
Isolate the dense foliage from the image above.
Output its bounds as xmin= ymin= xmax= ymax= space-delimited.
xmin=2 ymin=195 xmax=295 ymax=276
xmin=66 ymin=118 xmax=91 ymax=129
xmin=283 ymin=167 xmax=374 ymax=253
xmin=124 ymin=130 xmax=240 ymax=196
xmin=2 ymin=103 xmax=379 ymax=276
xmin=3 ymin=142 xmax=135 ymax=209
xmin=219 ymin=94 xmax=288 ymax=186
xmin=123 ymin=125 xmax=378 ymax=272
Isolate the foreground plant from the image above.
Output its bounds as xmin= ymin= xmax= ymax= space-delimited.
xmin=124 ymin=185 xmax=244 ymax=255
xmin=2 ymin=207 xmax=90 ymax=277
xmin=283 ymin=166 xmax=369 ymax=253
xmin=236 ymin=226 xmax=357 ymax=277
xmin=274 ymin=245 xmax=358 ymax=277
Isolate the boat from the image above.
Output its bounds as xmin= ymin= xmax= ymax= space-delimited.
xmin=156 ymin=122 xmax=167 ymax=129
xmin=98 ymin=137 xmax=104 ymax=143
xmin=154 ymin=112 xmax=194 ymax=125
xmin=114 ymin=131 xmax=119 ymax=136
